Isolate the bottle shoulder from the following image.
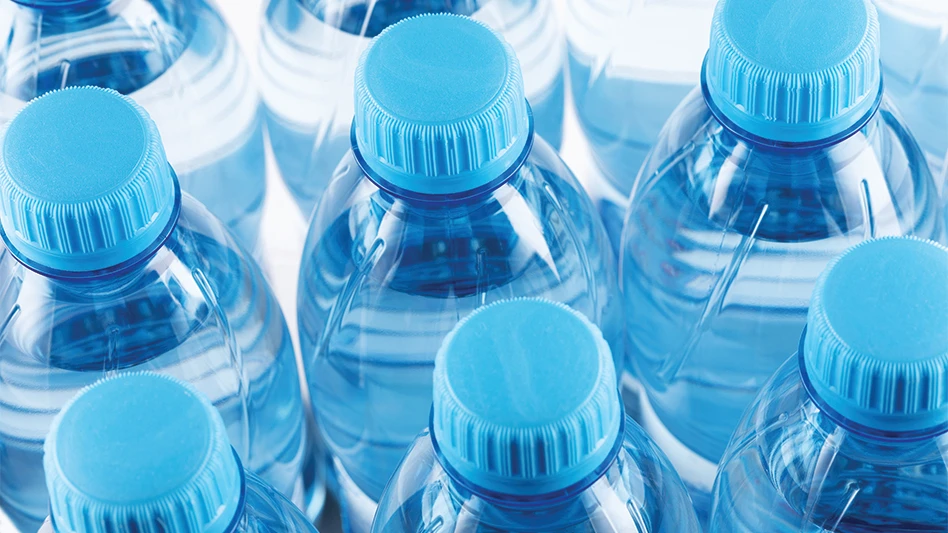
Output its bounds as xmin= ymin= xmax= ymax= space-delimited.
xmin=712 ymin=357 xmax=948 ymax=531
xmin=0 ymin=194 xmax=278 ymax=372
xmin=303 ymin=141 xmax=599 ymax=247
xmin=624 ymin=89 xmax=944 ymax=244
xmin=373 ymin=424 xmax=700 ymax=533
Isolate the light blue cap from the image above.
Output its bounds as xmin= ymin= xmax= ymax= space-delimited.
xmin=0 ymin=87 xmax=177 ymax=274
xmin=44 ymin=373 xmax=242 ymax=533
xmin=804 ymin=238 xmax=948 ymax=433
xmin=353 ymin=14 xmax=531 ymax=197
xmin=705 ymin=0 xmax=881 ymax=143
xmin=432 ymin=299 xmax=621 ymax=496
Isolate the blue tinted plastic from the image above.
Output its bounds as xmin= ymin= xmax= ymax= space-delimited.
xmin=709 ymin=356 xmax=948 ymax=532
xmin=372 ymin=421 xmax=700 ymax=533
xmin=297 ymin=136 xmax=621 ymax=532
xmin=0 ymin=194 xmax=308 ymax=532
xmin=564 ymin=0 xmax=717 ymax=251
xmin=620 ymin=85 xmax=946 ymax=520
xmin=259 ymin=0 xmax=565 ymax=216
xmin=874 ymin=0 xmax=948 ymax=182
xmin=0 ymin=0 xmax=266 ymax=250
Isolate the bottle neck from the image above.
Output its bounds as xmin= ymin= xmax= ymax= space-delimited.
xmin=303 ymin=0 xmax=488 ymax=38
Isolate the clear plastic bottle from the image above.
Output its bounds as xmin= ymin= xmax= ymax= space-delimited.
xmin=296 ymin=14 xmax=619 ymax=533
xmin=259 ymin=0 xmax=565 ymax=217
xmin=0 ymin=87 xmax=309 ymax=532
xmin=563 ymin=0 xmax=718 ymax=251
xmin=372 ymin=298 xmax=700 ymax=533
xmin=619 ymin=0 xmax=946 ymax=520
xmin=0 ymin=0 xmax=266 ymax=250
xmin=709 ymin=237 xmax=948 ymax=532
xmin=38 ymin=372 xmax=319 ymax=533
xmin=873 ymin=0 xmax=948 ymax=183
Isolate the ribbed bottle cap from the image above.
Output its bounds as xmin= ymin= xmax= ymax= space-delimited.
xmin=704 ymin=0 xmax=881 ymax=143
xmin=432 ymin=299 xmax=622 ymax=496
xmin=353 ymin=14 xmax=531 ymax=197
xmin=0 ymin=87 xmax=177 ymax=274
xmin=804 ymin=238 xmax=948 ymax=434
xmin=44 ymin=373 xmax=242 ymax=533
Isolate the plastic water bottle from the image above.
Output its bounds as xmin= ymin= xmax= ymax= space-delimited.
xmin=372 ymin=298 xmax=700 ymax=533
xmin=0 ymin=87 xmax=312 ymax=532
xmin=874 ymin=0 xmax=948 ymax=183
xmin=563 ymin=0 xmax=718 ymax=250
xmin=259 ymin=0 xmax=565 ymax=217
xmin=297 ymin=14 xmax=619 ymax=533
xmin=710 ymin=237 xmax=948 ymax=531
xmin=0 ymin=0 xmax=266 ymax=250
xmin=38 ymin=372 xmax=319 ymax=533
xmin=619 ymin=0 xmax=946 ymax=520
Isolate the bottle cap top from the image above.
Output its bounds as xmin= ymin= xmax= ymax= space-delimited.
xmin=44 ymin=373 xmax=242 ymax=533
xmin=0 ymin=87 xmax=177 ymax=275
xmin=433 ymin=298 xmax=621 ymax=495
xmin=805 ymin=237 xmax=948 ymax=433
xmin=354 ymin=14 xmax=531 ymax=197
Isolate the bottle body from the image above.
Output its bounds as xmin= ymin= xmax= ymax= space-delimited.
xmin=873 ymin=0 xmax=948 ymax=185
xmin=372 ymin=421 xmax=700 ymax=533
xmin=0 ymin=0 xmax=266 ymax=250
xmin=0 ymin=196 xmax=306 ymax=532
xmin=259 ymin=0 xmax=565 ymax=217
xmin=710 ymin=356 xmax=948 ymax=532
xmin=297 ymin=136 xmax=620 ymax=533
xmin=564 ymin=0 xmax=717 ymax=252
xmin=38 ymin=469 xmax=319 ymax=533
xmin=620 ymin=87 xmax=945 ymax=518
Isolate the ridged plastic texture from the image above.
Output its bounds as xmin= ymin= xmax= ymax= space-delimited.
xmin=804 ymin=237 xmax=948 ymax=433
xmin=353 ymin=14 xmax=530 ymax=196
xmin=44 ymin=373 xmax=242 ymax=533
xmin=432 ymin=298 xmax=621 ymax=495
xmin=705 ymin=0 xmax=882 ymax=142
xmin=0 ymin=87 xmax=176 ymax=273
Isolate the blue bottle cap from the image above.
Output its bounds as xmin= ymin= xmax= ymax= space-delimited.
xmin=804 ymin=237 xmax=948 ymax=434
xmin=44 ymin=373 xmax=242 ymax=533
xmin=0 ymin=87 xmax=177 ymax=275
xmin=432 ymin=299 xmax=621 ymax=496
xmin=704 ymin=0 xmax=881 ymax=143
xmin=353 ymin=14 xmax=531 ymax=197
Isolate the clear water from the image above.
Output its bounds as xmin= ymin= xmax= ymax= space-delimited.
xmin=620 ymin=89 xmax=945 ymax=520
xmin=297 ymin=137 xmax=621 ymax=533
xmin=37 ymin=469 xmax=320 ymax=533
xmin=259 ymin=0 xmax=566 ymax=218
xmin=709 ymin=357 xmax=948 ymax=532
xmin=564 ymin=0 xmax=717 ymax=252
xmin=0 ymin=196 xmax=306 ymax=533
xmin=372 ymin=422 xmax=701 ymax=532
xmin=0 ymin=0 xmax=266 ymax=251
xmin=874 ymin=0 xmax=948 ymax=184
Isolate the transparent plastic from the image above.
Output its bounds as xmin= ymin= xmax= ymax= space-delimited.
xmin=259 ymin=0 xmax=565 ymax=217
xmin=619 ymin=87 xmax=946 ymax=519
xmin=372 ymin=420 xmax=701 ymax=533
xmin=709 ymin=355 xmax=948 ymax=532
xmin=874 ymin=0 xmax=948 ymax=182
xmin=0 ymin=0 xmax=266 ymax=250
xmin=0 ymin=195 xmax=307 ymax=532
xmin=297 ymin=135 xmax=621 ymax=533
xmin=38 ymin=469 xmax=320 ymax=533
xmin=564 ymin=0 xmax=717 ymax=250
